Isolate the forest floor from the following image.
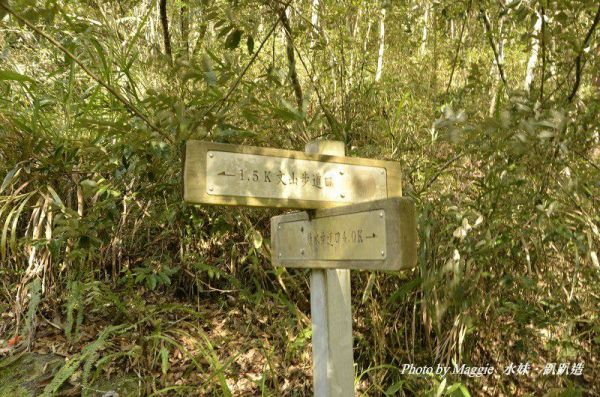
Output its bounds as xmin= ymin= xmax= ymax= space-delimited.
xmin=0 ymin=291 xmax=316 ymax=396
xmin=1 ymin=286 xmax=598 ymax=396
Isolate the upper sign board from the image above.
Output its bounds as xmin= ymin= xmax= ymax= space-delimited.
xmin=271 ymin=198 xmax=417 ymax=270
xmin=184 ymin=141 xmax=403 ymax=209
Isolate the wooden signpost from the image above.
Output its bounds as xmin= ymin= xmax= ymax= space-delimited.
xmin=271 ymin=197 xmax=416 ymax=271
xmin=183 ymin=139 xmax=417 ymax=397
xmin=184 ymin=140 xmax=402 ymax=209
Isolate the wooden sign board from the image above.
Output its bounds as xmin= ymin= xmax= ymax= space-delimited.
xmin=183 ymin=141 xmax=403 ymax=209
xmin=271 ymin=198 xmax=417 ymax=271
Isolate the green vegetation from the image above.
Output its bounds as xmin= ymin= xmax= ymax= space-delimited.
xmin=1 ymin=0 xmax=599 ymax=395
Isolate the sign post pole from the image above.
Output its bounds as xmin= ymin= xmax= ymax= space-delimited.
xmin=305 ymin=141 xmax=354 ymax=397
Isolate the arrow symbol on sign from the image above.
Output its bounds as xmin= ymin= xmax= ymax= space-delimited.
xmin=365 ymin=233 xmax=377 ymax=239
xmin=217 ymin=171 xmax=236 ymax=177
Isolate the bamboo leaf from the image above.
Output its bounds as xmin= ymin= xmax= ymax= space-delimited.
xmin=10 ymin=193 xmax=33 ymax=255
xmin=47 ymin=186 xmax=64 ymax=208
xmin=0 ymin=69 xmax=35 ymax=83
xmin=0 ymin=166 xmax=21 ymax=193
xmin=1 ymin=201 xmax=19 ymax=260
xmin=225 ymin=29 xmax=243 ymax=49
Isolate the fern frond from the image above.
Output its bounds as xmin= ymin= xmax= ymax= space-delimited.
xmin=41 ymin=324 xmax=129 ymax=396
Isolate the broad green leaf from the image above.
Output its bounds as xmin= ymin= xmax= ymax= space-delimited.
xmin=388 ymin=277 xmax=421 ymax=304
xmin=147 ymin=274 xmax=157 ymax=290
xmin=435 ymin=377 xmax=446 ymax=397
xmin=80 ymin=179 xmax=97 ymax=189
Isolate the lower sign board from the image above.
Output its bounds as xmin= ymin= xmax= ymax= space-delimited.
xmin=184 ymin=140 xmax=402 ymax=209
xmin=270 ymin=198 xmax=417 ymax=270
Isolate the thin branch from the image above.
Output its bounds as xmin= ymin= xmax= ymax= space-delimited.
xmin=568 ymin=4 xmax=600 ymax=102
xmin=200 ymin=18 xmax=280 ymax=118
xmin=180 ymin=3 xmax=190 ymax=59
xmin=287 ymin=29 xmax=339 ymax=140
xmin=419 ymin=152 xmax=465 ymax=195
xmin=547 ymin=63 xmax=575 ymax=100
xmin=0 ymin=2 xmax=173 ymax=144
xmin=571 ymin=148 xmax=600 ymax=172
xmin=479 ymin=7 xmax=508 ymax=89
xmin=446 ymin=1 xmax=471 ymax=94
xmin=539 ymin=1 xmax=546 ymax=102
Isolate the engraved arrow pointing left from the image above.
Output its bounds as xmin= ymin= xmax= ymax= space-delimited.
xmin=217 ymin=171 xmax=236 ymax=177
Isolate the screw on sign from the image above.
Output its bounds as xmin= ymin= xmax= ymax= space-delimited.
xmin=183 ymin=140 xmax=417 ymax=397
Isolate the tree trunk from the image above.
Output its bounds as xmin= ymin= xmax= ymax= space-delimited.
xmin=363 ymin=16 xmax=372 ymax=53
xmin=375 ymin=6 xmax=385 ymax=82
xmin=280 ymin=7 xmax=303 ymax=109
xmin=180 ymin=2 xmax=190 ymax=59
xmin=524 ymin=10 xmax=542 ymax=92
xmin=310 ymin=0 xmax=319 ymax=50
xmin=420 ymin=4 xmax=429 ymax=55
xmin=159 ymin=0 xmax=172 ymax=61
xmin=348 ymin=5 xmax=362 ymax=87
xmin=489 ymin=17 xmax=505 ymax=116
